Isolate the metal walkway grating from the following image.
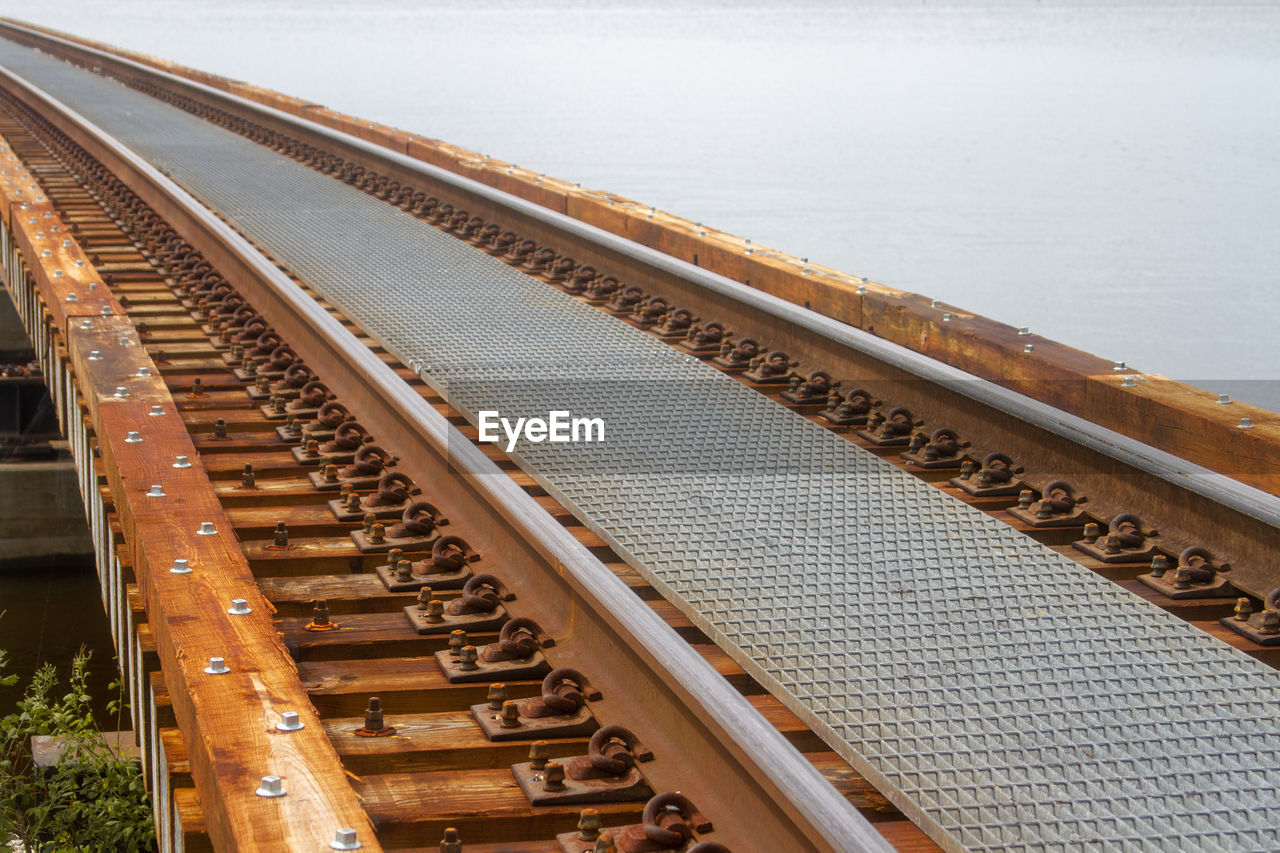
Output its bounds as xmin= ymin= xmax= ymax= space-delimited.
xmin=3 ymin=38 xmax=1278 ymax=851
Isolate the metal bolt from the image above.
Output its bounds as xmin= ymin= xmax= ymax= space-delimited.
xmin=1233 ymin=598 xmax=1253 ymax=621
xmin=1082 ymin=522 xmax=1100 ymax=544
xmin=148 ymin=405 xmax=164 ymax=416
xmin=228 ymin=598 xmax=252 ymax=615
xmin=273 ymin=521 xmax=289 ymax=548
xmin=87 ymin=349 xmax=102 ymax=360
xmin=500 ymin=700 xmax=521 ymax=729
xmin=329 ymin=828 xmax=361 ymax=850
xmin=136 ymin=366 xmax=151 ymax=377
xmin=530 ymin=739 xmax=551 ymax=771
xmin=125 ymin=431 xmax=143 ymax=443
xmin=458 ymin=645 xmax=479 ymax=671
xmin=542 ymin=761 xmax=566 ymax=792
xmin=1217 ymin=394 xmax=1233 ymax=404
xmin=395 ymin=559 xmax=413 ymax=582
xmin=311 ymin=599 xmax=332 ymax=627
xmin=213 ymin=418 xmax=227 ymax=438
xmin=1017 ymin=326 xmax=1031 ymax=335
xmin=1023 ymin=344 xmax=1035 ymax=353
xmin=423 ymin=599 xmax=444 ymax=623
xmin=173 ymin=455 xmax=191 ymax=468
xmin=942 ymin=313 xmax=952 ymax=322
xmin=1121 ymin=376 xmax=1135 ymax=387
xmin=363 ymin=697 xmax=385 ymax=732
xmin=99 ymin=306 xmax=113 ymax=316
xmin=304 ymin=439 xmax=320 ymax=458
xmin=1112 ymin=361 xmax=1126 ymax=372
xmin=578 ymin=807 xmax=602 ymax=841
xmin=255 ymin=775 xmax=285 ymax=798
xmin=276 ymin=711 xmax=304 ymax=732
xmin=170 ymin=559 xmax=191 ymax=575
xmin=592 ymin=834 xmax=616 ymax=853
xmin=204 ymin=657 xmax=230 ymax=675
xmin=487 ymin=683 xmax=508 ymax=711
xmin=1150 ymin=554 xmax=1169 ymax=577
xmin=368 ymin=521 xmax=385 ymax=545
xmin=1017 ymin=490 xmax=1035 ymax=510
xmin=197 ymin=521 xmax=217 ymax=536
xmin=440 ymin=828 xmax=462 ymax=853
xmin=323 ymin=464 xmax=339 ymax=483
xmin=448 ymin=630 xmax=467 ymax=657
xmin=113 ymin=386 xmax=129 ymax=398
xmin=1260 ymin=610 xmax=1280 ymax=635
xmin=1238 ymin=418 xmax=1254 ymax=429
xmin=1174 ymin=566 xmax=1192 ymax=589
xmin=241 ymin=464 xmax=256 ymax=488
xmin=146 ymin=484 xmax=166 ymax=498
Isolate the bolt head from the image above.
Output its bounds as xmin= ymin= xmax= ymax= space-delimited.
xmin=136 ymin=366 xmax=151 ymax=377
xmin=276 ymin=711 xmax=304 ymax=732
xmin=329 ymin=828 xmax=362 ymax=850
xmin=255 ymin=775 xmax=285 ymax=797
xmin=113 ymin=386 xmax=129 ymax=397
xmin=204 ymin=657 xmax=230 ymax=675
xmin=146 ymin=484 xmax=166 ymax=497
xmin=228 ymin=599 xmax=252 ymax=615
xmin=197 ymin=521 xmax=217 ymax=536
xmin=1238 ymin=417 xmax=1254 ymax=429
xmin=173 ymin=455 xmax=191 ymax=468
xmin=170 ymin=559 xmax=191 ymax=574
xmin=1023 ymin=344 xmax=1035 ymax=353
xmin=125 ymin=431 xmax=143 ymax=443
xmin=1217 ymin=394 xmax=1232 ymax=404
xmin=148 ymin=405 xmax=164 ymax=416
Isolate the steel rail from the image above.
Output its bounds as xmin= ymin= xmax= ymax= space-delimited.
xmin=2 ymin=20 xmax=1276 ymax=599
xmin=0 ymin=56 xmax=890 ymax=853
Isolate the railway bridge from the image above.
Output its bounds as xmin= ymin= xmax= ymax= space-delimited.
xmin=2 ymin=17 xmax=1279 ymax=853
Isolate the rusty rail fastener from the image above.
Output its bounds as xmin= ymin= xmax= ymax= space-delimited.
xmin=355 ymin=696 xmax=394 ymax=737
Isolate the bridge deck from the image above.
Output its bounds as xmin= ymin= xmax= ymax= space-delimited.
xmin=3 ymin=37 xmax=1278 ymax=851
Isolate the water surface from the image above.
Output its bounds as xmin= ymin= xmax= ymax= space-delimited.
xmin=6 ymin=0 xmax=1278 ymax=408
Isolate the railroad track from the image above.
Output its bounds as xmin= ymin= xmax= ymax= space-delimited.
xmin=1 ymin=19 xmax=1279 ymax=853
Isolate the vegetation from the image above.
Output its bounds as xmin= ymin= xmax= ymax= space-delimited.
xmin=0 ymin=647 xmax=154 ymax=852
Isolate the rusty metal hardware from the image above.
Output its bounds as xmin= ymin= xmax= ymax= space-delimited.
xmin=1140 ymin=545 xmax=1236 ymax=599
xmin=711 ymin=337 xmax=763 ymax=372
xmin=677 ymin=321 xmax=729 ymax=357
xmin=185 ymin=376 xmax=206 ymax=399
xmin=239 ymin=463 xmax=256 ymax=489
xmin=209 ymin=418 xmax=229 ymax=440
xmin=404 ymin=572 xmax=512 ymax=634
xmin=310 ymin=444 xmax=396 ymax=491
xmin=436 ymin=617 xmax=553 ymax=683
xmin=378 ymin=534 xmax=479 ymax=592
xmin=292 ymin=420 xmax=369 ymax=465
xmin=604 ymin=285 xmax=646 ymax=315
xmin=900 ymin=427 xmax=970 ymax=469
xmin=1073 ymin=513 xmax=1160 ymax=563
xmin=1221 ymin=589 xmax=1280 ymax=645
xmin=472 ymin=667 xmax=602 ymax=741
xmin=582 ymin=274 xmax=621 ymax=304
xmin=562 ymin=793 xmax=711 ymax=853
xmin=561 ymin=263 xmax=598 ymax=294
xmin=859 ymin=406 xmax=922 ymax=446
xmin=305 ymin=599 xmax=339 ymax=632
xmin=265 ymin=520 xmax=293 ymax=551
xmin=780 ymin=369 xmax=838 ymax=406
xmin=818 ymin=387 xmax=879 ymax=427
xmin=1007 ymin=479 xmax=1089 ymax=527
xmin=285 ymin=380 xmax=336 ymax=414
xmin=328 ymin=470 xmax=420 ymax=522
xmin=354 ymin=500 xmax=447 ymax=552
xmin=628 ymin=295 xmax=669 ymax=328
xmin=950 ymin=451 xmax=1026 ymax=497
xmin=514 ymin=725 xmax=654 ymax=806
xmin=742 ymin=350 xmax=798 ymax=385
xmin=353 ymin=696 xmax=395 ymax=737
xmin=652 ymin=307 xmax=698 ymax=340
xmin=439 ymin=828 xmax=462 ymax=853
xmin=268 ymin=361 xmax=314 ymax=398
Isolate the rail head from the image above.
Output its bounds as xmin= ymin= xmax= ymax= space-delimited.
xmin=0 ymin=51 xmax=892 ymax=853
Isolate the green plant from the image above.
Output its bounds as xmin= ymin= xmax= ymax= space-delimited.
xmin=0 ymin=646 xmax=154 ymax=852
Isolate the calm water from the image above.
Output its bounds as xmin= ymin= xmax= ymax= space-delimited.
xmin=5 ymin=0 xmax=1279 ymax=409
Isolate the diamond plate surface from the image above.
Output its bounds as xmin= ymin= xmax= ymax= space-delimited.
xmin=6 ymin=40 xmax=1280 ymax=851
